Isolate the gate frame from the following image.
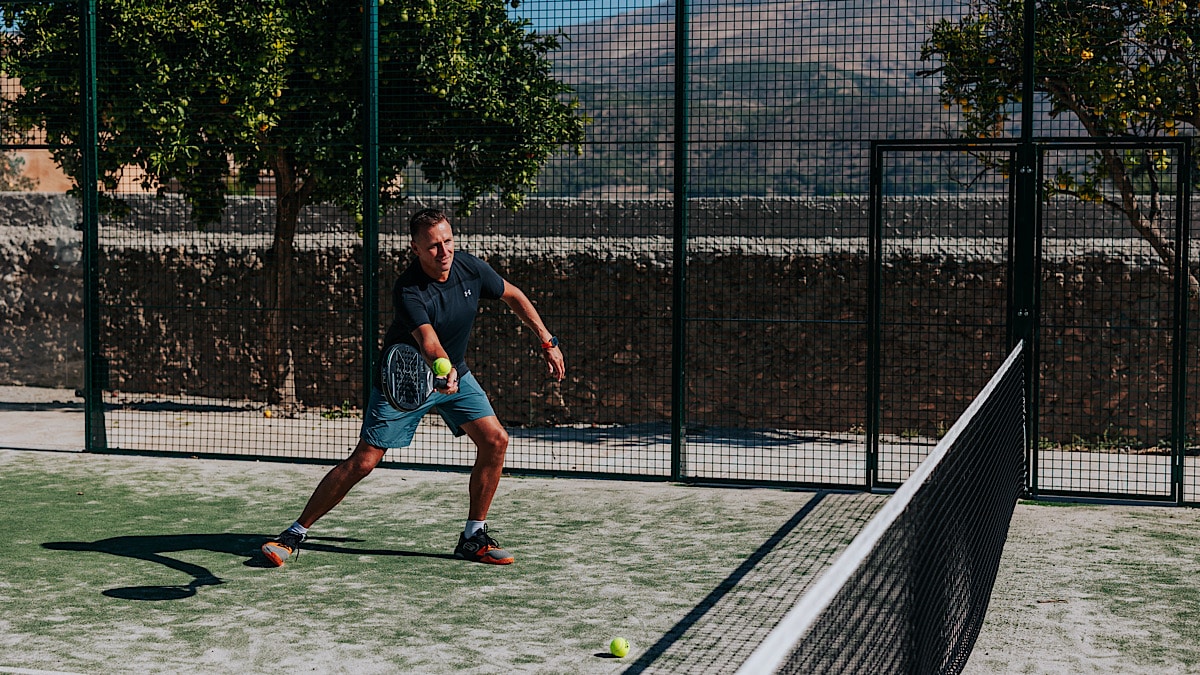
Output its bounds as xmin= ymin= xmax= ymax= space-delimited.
xmin=868 ymin=138 xmax=1020 ymax=491
xmin=870 ymin=137 xmax=1193 ymax=503
xmin=1028 ymin=137 xmax=1192 ymax=504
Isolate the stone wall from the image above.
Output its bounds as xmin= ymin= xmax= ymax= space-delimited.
xmin=0 ymin=194 xmax=85 ymax=388
xmin=1 ymin=193 xmax=1191 ymax=444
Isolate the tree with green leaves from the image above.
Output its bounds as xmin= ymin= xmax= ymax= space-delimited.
xmin=921 ymin=0 xmax=1198 ymax=287
xmin=0 ymin=152 xmax=35 ymax=191
xmin=1 ymin=0 xmax=585 ymax=407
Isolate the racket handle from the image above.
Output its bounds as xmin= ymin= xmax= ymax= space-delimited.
xmin=433 ymin=376 xmax=449 ymax=390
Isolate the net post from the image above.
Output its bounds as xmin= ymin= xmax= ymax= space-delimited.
xmin=81 ymin=0 xmax=106 ymax=452
xmin=1013 ymin=0 xmax=1038 ymax=320
xmin=1012 ymin=0 xmax=1038 ymax=492
xmin=362 ymin=0 xmax=380 ymax=414
xmin=1010 ymin=142 xmax=1039 ymax=497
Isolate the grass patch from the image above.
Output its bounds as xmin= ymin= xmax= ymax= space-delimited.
xmin=1018 ymin=498 xmax=1087 ymax=507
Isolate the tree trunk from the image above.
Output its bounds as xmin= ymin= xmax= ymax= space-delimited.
xmin=263 ymin=152 xmax=313 ymax=411
xmin=1050 ymin=88 xmax=1199 ymax=297
xmin=1100 ymin=147 xmax=1200 ymax=299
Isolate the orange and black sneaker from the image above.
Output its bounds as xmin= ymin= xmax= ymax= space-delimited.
xmin=261 ymin=530 xmax=306 ymax=567
xmin=454 ymin=526 xmax=514 ymax=565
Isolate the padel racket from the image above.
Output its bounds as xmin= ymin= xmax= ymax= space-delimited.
xmin=380 ymin=343 xmax=448 ymax=411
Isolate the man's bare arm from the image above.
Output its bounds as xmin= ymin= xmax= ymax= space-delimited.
xmin=500 ymin=281 xmax=565 ymax=381
xmin=411 ymin=324 xmax=459 ymax=393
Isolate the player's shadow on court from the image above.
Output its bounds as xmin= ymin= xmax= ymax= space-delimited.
xmin=299 ymin=535 xmax=459 ymax=562
xmin=42 ymin=533 xmax=457 ymax=601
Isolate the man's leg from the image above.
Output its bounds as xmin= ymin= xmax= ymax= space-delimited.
xmin=453 ymin=415 xmax=514 ymax=564
xmin=261 ymin=439 xmax=386 ymax=566
xmin=461 ymin=416 xmax=509 ymax=521
xmin=297 ymin=439 xmax=387 ymax=527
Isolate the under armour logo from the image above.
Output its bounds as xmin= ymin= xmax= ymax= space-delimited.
xmin=464 ymin=289 xmax=472 ymax=298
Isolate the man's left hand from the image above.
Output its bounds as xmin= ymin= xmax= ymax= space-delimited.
xmin=543 ymin=346 xmax=565 ymax=381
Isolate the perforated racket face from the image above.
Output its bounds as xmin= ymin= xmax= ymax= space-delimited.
xmin=381 ymin=343 xmax=433 ymax=411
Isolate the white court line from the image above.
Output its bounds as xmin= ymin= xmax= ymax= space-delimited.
xmin=0 ymin=662 xmax=85 ymax=667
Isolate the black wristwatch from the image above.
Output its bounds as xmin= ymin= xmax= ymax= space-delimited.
xmin=541 ymin=336 xmax=559 ymax=350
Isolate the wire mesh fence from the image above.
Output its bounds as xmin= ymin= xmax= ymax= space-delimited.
xmin=0 ymin=0 xmax=1197 ymax=501
xmin=1033 ymin=140 xmax=1191 ymax=500
xmin=871 ymin=143 xmax=1014 ymax=488
xmin=0 ymin=1 xmax=81 ymax=392
xmin=87 ymin=0 xmax=367 ymax=460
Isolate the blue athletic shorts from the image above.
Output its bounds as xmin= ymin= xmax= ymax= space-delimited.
xmin=360 ymin=371 xmax=496 ymax=449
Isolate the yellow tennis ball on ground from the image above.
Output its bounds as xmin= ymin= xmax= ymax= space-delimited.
xmin=433 ymin=357 xmax=452 ymax=377
xmin=610 ymin=637 xmax=630 ymax=658
xmin=263 ymin=409 xmax=273 ymax=418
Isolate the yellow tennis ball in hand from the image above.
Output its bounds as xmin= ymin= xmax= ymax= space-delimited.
xmin=433 ymin=357 xmax=452 ymax=377
xmin=610 ymin=637 xmax=630 ymax=658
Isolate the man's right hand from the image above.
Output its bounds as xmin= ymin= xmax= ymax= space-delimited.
xmin=435 ymin=367 xmax=460 ymax=395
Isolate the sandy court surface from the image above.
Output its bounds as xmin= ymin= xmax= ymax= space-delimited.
xmin=4 ymin=385 xmax=1200 ymax=673
xmin=0 ymin=386 xmax=86 ymax=451
xmin=965 ymin=502 xmax=1200 ymax=674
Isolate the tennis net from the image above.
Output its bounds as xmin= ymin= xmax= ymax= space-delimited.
xmin=736 ymin=341 xmax=1027 ymax=675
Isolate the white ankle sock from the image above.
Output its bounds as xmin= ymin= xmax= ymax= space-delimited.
xmin=464 ymin=520 xmax=486 ymax=538
xmin=286 ymin=521 xmax=308 ymax=536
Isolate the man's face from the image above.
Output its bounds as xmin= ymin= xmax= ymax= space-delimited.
xmin=411 ymin=219 xmax=455 ymax=280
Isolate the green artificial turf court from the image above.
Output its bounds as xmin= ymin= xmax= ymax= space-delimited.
xmin=0 ymin=448 xmax=883 ymax=674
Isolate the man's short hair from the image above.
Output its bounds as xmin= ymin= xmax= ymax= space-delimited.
xmin=409 ymin=208 xmax=449 ymax=238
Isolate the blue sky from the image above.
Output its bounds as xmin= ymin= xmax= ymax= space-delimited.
xmin=508 ymin=0 xmax=665 ymax=31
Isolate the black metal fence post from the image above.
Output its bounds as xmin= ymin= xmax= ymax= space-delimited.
xmin=362 ymin=0 xmax=380 ymax=414
xmin=81 ymin=0 xmax=106 ymax=452
xmin=866 ymin=142 xmax=883 ymax=490
xmin=670 ymin=0 xmax=689 ymax=481
xmin=1172 ymin=138 xmax=1192 ymax=504
xmin=1013 ymin=0 xmax=1038 ymax=494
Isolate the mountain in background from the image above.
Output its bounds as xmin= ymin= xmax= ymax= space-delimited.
xmin=537 ymin=0 xmax=986 ymax=197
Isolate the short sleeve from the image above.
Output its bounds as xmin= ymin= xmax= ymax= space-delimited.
xmin=396 ymin=285 xmax=430 ymax=333
xmin=477 ymin=257 xmax=505 ymax=299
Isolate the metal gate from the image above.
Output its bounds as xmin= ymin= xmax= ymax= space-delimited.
xmin=871 ymin=138 xmax=1193 ymax=502
xmin=868 ymin=140 xmax=1016 ymax=489
xmin=1031 ymin=140 xmax=1192 ymax=502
